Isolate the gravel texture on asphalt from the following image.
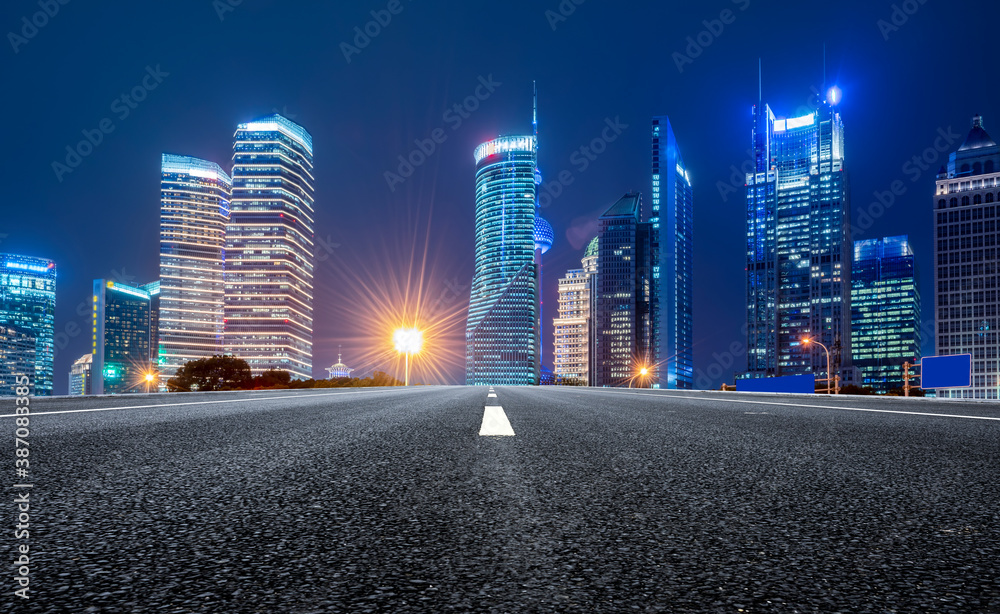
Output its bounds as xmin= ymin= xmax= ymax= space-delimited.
xmin=3 ymin=386 xmax=999 ymax=613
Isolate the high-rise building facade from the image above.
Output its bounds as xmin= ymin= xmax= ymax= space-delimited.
xmin=553 ymin=237 xmax=598 ymax=384
xmin=225 ymin=114 xmax=316 ymax=379
xmin=68 ymin=353 xmax=93 ymax=396
xmin=466 ymin=135 xmax=539 ymax=385
xmin=0 ymin=326 xmax=36 ymax=396
xmin=745 ymin=92 xmax=851 ymax=379
xmin=852 ymin=236 xmax=921 ymax=394
xmin=651 ymin=116 xmax=694 ymax=389
xmin=593 ymin=193 xmax=653 ymax=387
xmin=934 ymin=115 xmax=1000 ymax=399
xmin=159 ymin=155 xmax=231 ymax=379
xmin=92 ymin=280 xmax=152 ymax=395
xmin=140 ymin=281 xmax=161 ymax=366
xmin=0 ymin=254 xmax=56 ymax=395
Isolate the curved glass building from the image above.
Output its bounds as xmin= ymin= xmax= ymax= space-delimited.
xmin=466 ymin=135 xmax=539 ymax=385
xmin=225 ymin=114 xmax=315 ymax=379
xmin=159 ymin=154 xmax=231 ymax=378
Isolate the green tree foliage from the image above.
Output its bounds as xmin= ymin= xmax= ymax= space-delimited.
xmin=167 ymin=355 xmax=252 ymax=392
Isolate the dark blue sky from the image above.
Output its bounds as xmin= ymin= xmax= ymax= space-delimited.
xmin=2 ymin=0 xmax=996 ymax=393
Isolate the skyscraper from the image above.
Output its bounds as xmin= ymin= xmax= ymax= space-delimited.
xmin=593 ymin=193 xmax=653 ymax=387
xmin=553 ymin=237 xmax=597 ymax=384
xmin=466 ymin=135 xmax=539 ymax=385
xmin=934 ymin=115 xmax=1000 ymax=399
xmin=140 ymin=280 xmax=160 ymax=366
xmin=0 ymin=254 xmax=56 ymax=395
xmin=745 ymin=90 xmax=851 ymax=379
xmin=92 ymin=280 xmax=152 ymax=395
xmin=225 ymin=114 xmax=316 ymax=379
xmin=651 ymin=116 xmax=694 ymax=389
xmin=852 ymin=236 xmax=921 ymax=394
xmin=0 ymin=326 xmax=36 ymax=396
xmin=159 ymin=155 xmax=229 ymax=379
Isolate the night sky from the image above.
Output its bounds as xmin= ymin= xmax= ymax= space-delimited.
xmin=2 ymin=0 xmax=997 ymax=393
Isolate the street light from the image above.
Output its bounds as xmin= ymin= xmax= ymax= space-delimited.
xmin=144 ymin=371 xmax=156 ymax=394
xmin=393 ymin=328 xmax=423 ymax=386
xmin=802 ymin=337 xmax=836 ymax=394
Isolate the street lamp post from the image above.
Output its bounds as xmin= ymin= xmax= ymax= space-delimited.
xmin=393 ymin=328 xmax=423 ymax=387
xmin=145 ymin=371 xmax=156 ymax=394
xmin=802 ymin=337 xmax=834 ymax=394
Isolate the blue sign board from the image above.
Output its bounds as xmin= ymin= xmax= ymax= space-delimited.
xmin=920 ymin=354 xmax=972 ymax=389
xmin=737 ymin=374 xmax=815 ymax=394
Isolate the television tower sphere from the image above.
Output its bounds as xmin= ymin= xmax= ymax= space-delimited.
xmin=534 ymin=215 xmax=554 ymax=254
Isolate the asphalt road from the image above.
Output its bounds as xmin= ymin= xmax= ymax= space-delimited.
xmin=3 ymin=387 xmax=1000 ymax=613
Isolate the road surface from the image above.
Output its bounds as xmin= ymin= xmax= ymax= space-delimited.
xmin=4 ymin=387 xmax=999 ymax=612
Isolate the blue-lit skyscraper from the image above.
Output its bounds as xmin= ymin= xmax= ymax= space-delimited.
xmin=466 ymin=135 xmax=539 ymax=385
xmin=225 ymin=114 xmax=316 ymax=379
xmin=650 ymin=116 xmax=694 ymax=389
xmin=745 ymin=90 xmax=851 ymax=379
xmin=159 ymin=155 xmax=230 ymax=378
xmin=92 ymin=280 xmax=152 ymax=395
xmin=0 ymin=326 xmax=36 ymax=396
xmin=0 ymin=254 xmax=56 ymax=395
xmin=851 ymin=236 xmax=920 ymax=394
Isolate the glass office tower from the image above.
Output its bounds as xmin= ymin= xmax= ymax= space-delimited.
xmin=225 ymin=114 xmax=316 ymax=379
xmin=92 ymin=280 xmax=152 ymax=395
xmin=159 ymin=155 xmax=230 ymax=378
xmin=651 ymin=116 xmax=694 ymax=389
xmin=593 ymin=193 xmax=653 ymax=387
xmin=852 ymin=236 xmax=921 ymax=393
xmin=745 ymin=92 xmax=851 ymax=379
xmin=934 ymin=115 xmax=1000 ymax=399
xmin=466 ymin=135 xmax=539 ymax=385
xmin=0 ymin=254 xmax=56 ymax=395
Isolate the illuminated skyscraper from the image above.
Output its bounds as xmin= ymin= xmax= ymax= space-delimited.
xmin=158 ymin=154 xmax=230 ymax=379
xmin=92 ymin=280 xmax=152 ymax=395
xmin=934 ymin=115 xmax=1000 ymax=399
xmin=140 ymin=281 xmax=160 ymax=365
xmin=851 ymin=236 xmax=920 ymax=394
xmin=466 ymin=135 xmax=539 ymax=385
xmin=651 ymin=116 xmax=694 ymax=389
xmin=225 ymin=114 xmax=316 ymax=379
xmin=553 ymin=237 xmax=597 ymax=384
xmin=593 ymin=193 xmax=653 ymax=387
xmin=745 ymin=88 xmax=851 ymax=379
xmin=0 ymin=254 xmax=56 ymax=395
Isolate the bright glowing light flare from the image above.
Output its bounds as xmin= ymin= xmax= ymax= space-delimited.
xmin=394 ymin=328 xmax=423 ymax=355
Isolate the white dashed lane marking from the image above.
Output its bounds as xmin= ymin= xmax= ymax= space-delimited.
xmin=479 ymin=405 xmax=515 ymax=436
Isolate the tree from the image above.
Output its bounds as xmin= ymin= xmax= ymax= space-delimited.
xmin=253 ymin=369 xmax=292 ymax=389
xmin=167 ymin=355 xmax=252 ymax=392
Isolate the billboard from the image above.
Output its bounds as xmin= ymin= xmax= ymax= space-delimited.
xmin=920 ymin=354 xmax=972 ymax=389
xmin=737 ymin=374 xmax=815 ymax=394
